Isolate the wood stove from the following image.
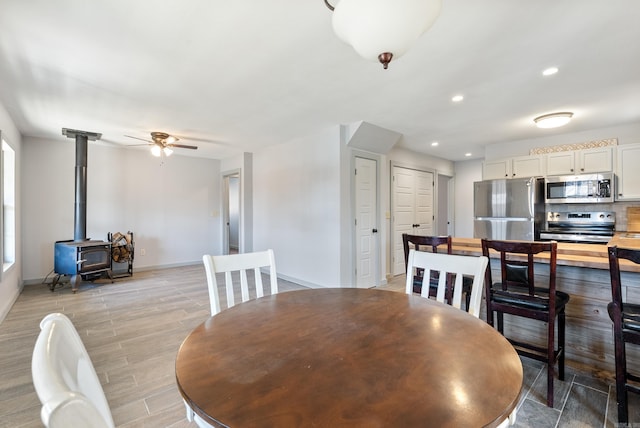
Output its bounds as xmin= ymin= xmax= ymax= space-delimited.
xmin=54 ymin=240 xmax=112 ymax=275
xmin=52 ymin=128 xmax=112 ymax=292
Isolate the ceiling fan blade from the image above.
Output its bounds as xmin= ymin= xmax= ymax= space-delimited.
xmin=124 ymin=135 xmax=152 ymax=143
xmin=168 ymin=144 xmax=198 ymax=150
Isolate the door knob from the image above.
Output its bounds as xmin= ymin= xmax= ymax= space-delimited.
xmin=372 ymin=228 xmax=378 ymax=233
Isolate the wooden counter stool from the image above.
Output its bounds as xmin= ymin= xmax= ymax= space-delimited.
xmin=481 ymin=239 xmax=569 ymax=407
xmin=608 ymin=245 xmax=640 ymax=424
xmin=402 ymin=234 xmax=472 ymax=309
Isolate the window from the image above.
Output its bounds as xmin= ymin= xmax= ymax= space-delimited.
xmin=3 ymin=139 xmax=15 ymax=272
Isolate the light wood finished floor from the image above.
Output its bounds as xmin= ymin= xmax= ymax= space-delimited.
xmin=1 ymin=265 xmax=637 ymax=427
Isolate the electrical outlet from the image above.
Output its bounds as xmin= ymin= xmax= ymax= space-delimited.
xmin=140 ymin=248 xmax=146 ymax=256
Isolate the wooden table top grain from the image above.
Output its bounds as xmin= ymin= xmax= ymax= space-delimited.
xmin=175 ymin=288 xmax=522 ymax=427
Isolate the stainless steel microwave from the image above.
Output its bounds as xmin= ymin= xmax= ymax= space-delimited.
xmin=545 ymin=172 xmax=614 ymax=204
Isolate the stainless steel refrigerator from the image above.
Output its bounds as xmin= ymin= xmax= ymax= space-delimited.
xmin=473 ymin=177 xmax=545 ymax=241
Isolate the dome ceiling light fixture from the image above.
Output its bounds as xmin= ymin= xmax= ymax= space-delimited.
xmin=534 ymin=112 xmax=574 ymax=129
xmin=323 ymin=0 xmax=443 ymax=69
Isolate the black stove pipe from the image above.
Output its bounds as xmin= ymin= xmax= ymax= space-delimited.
xmin=62 ymin=128 xmax=101 ymax=241
xmin=74 ymin=133 xmax=88 ymax=241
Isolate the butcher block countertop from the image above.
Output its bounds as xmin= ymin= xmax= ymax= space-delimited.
xmin=450 ymin=235 xmax=640 ymax=273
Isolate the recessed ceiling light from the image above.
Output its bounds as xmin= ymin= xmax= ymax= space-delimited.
xmin=451 ymin=94 xmax=464 ymax=102
xmin=465 ymin=153 xmax=472 ymax=157
xmin=431 ymin=141 xmax=439 ymax=146
xmin=542 ymin=67 xmax=559 ymax=76
xmin=534 ymin=112 xmax=573 ymax=128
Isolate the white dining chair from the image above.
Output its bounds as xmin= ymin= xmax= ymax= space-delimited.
xmin=202 ymin=249 xmax=278 ymax=316
xmin=31 ymin=313 xmax=115 ymax=428
xmin=185 ymin=249 xmax=279 ymax=425
xmin=405 ymin=249 xmax=488 ymax=318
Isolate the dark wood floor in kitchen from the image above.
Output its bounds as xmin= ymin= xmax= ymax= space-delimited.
xmin=0 ymin=265 xmax=636 ymax=427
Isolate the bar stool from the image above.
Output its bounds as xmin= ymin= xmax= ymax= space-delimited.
xmin=481 ymin=239 xmax=569 ymax=407
xmin=607 ymin=245 xmax=640 ymax=424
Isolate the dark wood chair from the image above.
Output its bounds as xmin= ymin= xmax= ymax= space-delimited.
xmin=402 ymin=234 xmax=472 ymax=309
xmin=481 ymin=239 xmax=569 ymax=408
xmin=608 ymin=245 xmax=640 ymax=424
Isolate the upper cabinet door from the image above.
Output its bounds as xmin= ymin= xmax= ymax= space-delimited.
xmin=512 ymin=155 xmax=544 ymax=179
xmin=617 ymin=144 xmax=640 ymax=201
xmin=546 ymin=152 xmax=575 ymax=175
xmin=482 ymin=158 xmax=511 ymax=180
xmin=546 ymin=147 xmax=613 ymax=175
xmin=483 ymin=156 xmax=543 ymax=180
xmin=579 ymin=147 xmax=613 ymax=173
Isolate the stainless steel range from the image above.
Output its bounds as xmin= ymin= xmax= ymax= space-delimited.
xmin=540 ymin=211 xmax=615 ymax=244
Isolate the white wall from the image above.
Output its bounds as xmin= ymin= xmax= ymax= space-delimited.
xmin=253 ymin=126 xmax=342 ymax=288
xmin=0 ymin=102 xmax=22 ymax=322
xmin=388 ymin=146 xmax=454 ymax=176
xmin=22 ymin=137 xmax=222 ymax=282
xmin=453 ymin=159 xmax=483 ymax=238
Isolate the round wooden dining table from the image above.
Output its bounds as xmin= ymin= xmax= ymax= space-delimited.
xmin=176 ymin=288 xmax=522 ymax=427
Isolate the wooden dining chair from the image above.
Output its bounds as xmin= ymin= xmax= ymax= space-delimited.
xmin=202 ymin=249 xmax=278 ymax=316
xmin=405 ymin=249 xmax=488 ymax=318
xmin=608 ymin=245 xmax=640 ymax=424
xmin=32 ymin=313 xmax=115 ymax=428
xmin=481 ymin=239 xmax=569 ymax=408
xmin=402 ymin=233 xmax=473 ymax=309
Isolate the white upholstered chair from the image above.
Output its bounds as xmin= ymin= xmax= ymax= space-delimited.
xmin=32 ymin=313 xmax=114 ymax=428
xmin=184 ymin=249 xmax=279 ymax=425
xmin=405 ymin=249 xmax=488 ymax=318
xmin=202 ymin=249 xmax=278 ymax=316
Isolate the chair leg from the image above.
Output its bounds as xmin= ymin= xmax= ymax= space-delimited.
xmin=184 ymin=400 xmax=194 ymax=422
xmin=614 ymin=333 xmax=629 ymax=423
xmin=486 ymin=307 xmax=494 ymax=326
xmin=546 ymin=315 xmax=556 ymax=408
xmin=497 ymin=312 xmax=504 ymax=334
xmin=558 ymin=310 xmax=566 ymax=381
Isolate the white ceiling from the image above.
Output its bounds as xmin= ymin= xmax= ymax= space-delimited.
xmin=0 ymin=0 xmax=639 ymax=161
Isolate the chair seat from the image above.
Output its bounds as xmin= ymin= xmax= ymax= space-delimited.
xmin=608 ymin=302 xmax=640 ymax=333
xmin=491 ymin=284 xmax=570 ymax=311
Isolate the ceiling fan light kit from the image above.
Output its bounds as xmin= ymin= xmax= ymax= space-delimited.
xmin=534 ymin=112 xmax=573 ymax=129
xmin=324 ymin=0 xmax=442 ymax=69
xmin=126 ymin=132 xmax=197 ymax=157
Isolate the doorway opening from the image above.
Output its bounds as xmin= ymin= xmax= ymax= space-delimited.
xmin=223 ymin=172 xmax=240 ymax=255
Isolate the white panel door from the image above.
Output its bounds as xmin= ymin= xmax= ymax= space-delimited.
xmin=355 ymin=157 xmax=377 ymax=288
xmin=392 ymin=167 xmax=414 ymax=276
xmin=414 ymin=170 xmax=434 ymax=236
xmin=392 ymin=167 xmax=434 ymax=275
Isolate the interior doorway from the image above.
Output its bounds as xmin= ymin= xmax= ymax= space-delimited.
xmin=437 ymin=174 xmax=453 ymax=236
xmin=223 ymin=172 xmax=240 ymax=255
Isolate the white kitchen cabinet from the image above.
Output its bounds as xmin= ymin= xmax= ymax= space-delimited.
xmin=482 ymin=158 xmax=510 ymax=180
xmin=546 ymin=147 xmax=613 ymax=176
xmin=616 ymin=143 xmax=640 ymax=200
xmin=482 ymin=155 xmax=544 ymax=180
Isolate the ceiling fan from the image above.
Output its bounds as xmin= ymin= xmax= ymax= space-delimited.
xmin=125 ymin=132 xmax=198 ymax=157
